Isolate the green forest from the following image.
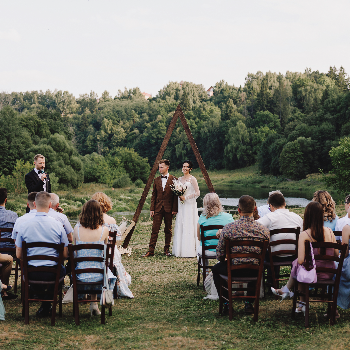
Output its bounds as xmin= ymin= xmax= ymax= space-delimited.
xmin=0 ymin=66 xmax=349 ymax=193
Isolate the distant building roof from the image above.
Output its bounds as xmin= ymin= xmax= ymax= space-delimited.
xmin=207 ymin=86 xmax=214 ymax=97
xmin=142 ymin=92 xmax=152 ymax=100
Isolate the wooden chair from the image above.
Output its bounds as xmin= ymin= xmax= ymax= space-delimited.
xmin=333 ymin=231 xmax=342 ymax=244
xmin=0 ymin=227 xmax=20 ymax=293
xmin=219 ymin=239 xmax=269 ymax=321
xmin=21 ymin=241 xmax=65 ymax=326
xmin=69 ymin=243 xmax=108 ymax=325
xmin=197 ymin=225 xmax=224 ymax=289
xmin=264 ymin=227 xmax=300 ymax=290
xmin=291 ymin=241 xmax=347 ymax=327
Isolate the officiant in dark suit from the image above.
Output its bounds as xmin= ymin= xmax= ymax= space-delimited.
xmin=142 ymin=159 xmax=178 ymax=257
xmin=25 ymin=154 xmax=51 ymax=212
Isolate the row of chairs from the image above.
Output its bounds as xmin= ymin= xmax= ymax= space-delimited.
xmin=0 ymin=228 xmax=119 ymax=326
xmin=197 ymin=225 xmax=348 ymax=327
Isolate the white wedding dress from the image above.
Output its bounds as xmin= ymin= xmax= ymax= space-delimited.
xmin=172 ymin=175 xmax=200 ymax=257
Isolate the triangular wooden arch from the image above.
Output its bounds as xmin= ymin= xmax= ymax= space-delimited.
xmin=122 ymin=105 xmax=215 ymax=248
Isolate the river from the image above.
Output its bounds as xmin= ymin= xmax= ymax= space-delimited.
xmin=113 ymin=184 xmax=331 ymax=220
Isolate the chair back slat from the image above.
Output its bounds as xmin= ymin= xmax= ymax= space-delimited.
xmin=226 ymin=239 xmax=269 ymax=271
xmin=333 ymin=231 xmax=342 ymax=244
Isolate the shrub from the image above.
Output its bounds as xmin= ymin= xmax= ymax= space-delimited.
xmin=113 ymin=175 xmax=132 ymax=188
xmin=134 ymin=179 xmax=144 ymax=188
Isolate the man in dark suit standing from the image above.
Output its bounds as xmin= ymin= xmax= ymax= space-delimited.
xmin=142 ymin=159 xmax=178 ymax=257
xmin=25 ymin=154 xmax=51 ymax=212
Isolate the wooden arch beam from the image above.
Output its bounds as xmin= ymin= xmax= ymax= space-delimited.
xmin=122 ymin=105 xmax=214 ymax=248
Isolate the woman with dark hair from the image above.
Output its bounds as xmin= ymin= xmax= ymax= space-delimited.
xmin=73 ymin=200 xmax=116 ymax=316
xmin=312 ymin=190 xmax=338 ymax=230
xmin=172 ymin=160 xmax=200 ymax=257
xmin=271 ymin=201 xmax=338 ymax=314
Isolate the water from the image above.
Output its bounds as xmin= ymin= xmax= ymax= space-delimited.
xmin=197 ymin=184 xmax=313 ymax=209
xmin=113 ymin=184 xmax=316 ymax=219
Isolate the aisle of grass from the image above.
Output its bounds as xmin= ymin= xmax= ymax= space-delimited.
xmin=3 ymin=205 xmax=350 ymax=350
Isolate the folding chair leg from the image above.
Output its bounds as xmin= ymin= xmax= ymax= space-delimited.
xmin=291 ymin=285 xmax=297 ymax=319
xmin=59 ymin=287 xmax=63 ymax=317
xmin=304 ymin=286 xmax=310 ymax=328
xmin=51 ymin=301 xmax=57 ymax=326
xmin=197 ymin=262 xmax=201 ymax=286
xmin=219 ymin=281 xmax=223 ymax=315
xmin=101 ymin=305 xmax=106 ymax=324
xmin=254 ymin=297 xmax=259 ymax=322
xmin=14 ymin=260 xmax=19 ymax=294
xmin=74 ymin=301 xmax=80 ymax=326
xmin=202 ymin=264 xmax=207 ymax=291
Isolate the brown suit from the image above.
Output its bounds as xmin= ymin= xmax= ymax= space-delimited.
xmin=149 ymin=174 xmax=178 ymax=253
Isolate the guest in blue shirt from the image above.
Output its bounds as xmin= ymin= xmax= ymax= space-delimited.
xmin=11 ymin=192 xmax=37 ymax=242
xmin=16 ymin=191 xmax=68 ymax=317
xmin=0 ymin=188 xmax=18 ymax=253
xmin=197 ymin=193 xmax=234 ymax=265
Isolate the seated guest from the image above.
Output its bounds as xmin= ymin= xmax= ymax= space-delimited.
xmin=335 ymin=194 xmax=350 ymax=232
xmin=257 ymin=191 xmax=282 ymax=218
xmin=91 ymin=192 xmax=133 ymax=298
xmin=197 ymin=193 xmax=234 ymax=263
xmin=271 ymin=202 xmax=338 ymax=315
xmin=73 ymin=200 xmax=116 ymax=315
xmin=0 ymin=188 xmax=18 ymax=252
xmin=48 ymin=193 xmax=73 ymax=242
xmin=312 ymin=190 xmax=338 ymax=230
xmin=16 ymin=191 xmax=68 ymax=317
xmin=0 ymin=254 xmax=14 ymax=300
xmin=337 ymin=224 xmax=350 ymax=310
xmin=212 ymin=195 xmax=269 ymax=314
xmin=12 ymin=192 xmax=37 ymax=242
xmin=257 ymin=192 xmax=303 ymax=283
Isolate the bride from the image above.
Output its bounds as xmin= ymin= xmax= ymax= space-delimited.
xmin=172 ymin=160 xmax=200 ymax=257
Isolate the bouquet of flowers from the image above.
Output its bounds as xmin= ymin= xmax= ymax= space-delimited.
xmin=170 ymin=179 xmax=187 ymax=204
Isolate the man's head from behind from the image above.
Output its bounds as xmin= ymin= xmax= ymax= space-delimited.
xmin=34 ymin=191 xmax=51 ymax=212
xmin=28 ymin=192 xmax=37 ymax=210
xmin=268 ymin=192 xmax=286 ymax=211
xmin=0 ymin=188 xmax=7 ymax=206
xmin=238 ymin=195 xmax=256 ymax=215
xmin=50 ymin=193 xmax=60 ymax=210
xmin=34 ymin=154 xmax=45 ymax=171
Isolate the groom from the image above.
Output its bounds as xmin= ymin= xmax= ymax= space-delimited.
xmin=142 ymin=159 xmax=178 ymax=257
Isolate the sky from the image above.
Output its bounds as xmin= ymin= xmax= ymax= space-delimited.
xmin=0 ymin=0 xmax=349 ymax=98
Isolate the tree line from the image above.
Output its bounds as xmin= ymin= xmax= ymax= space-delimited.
xmin=0 ymin=66 xmax=349 ymax=192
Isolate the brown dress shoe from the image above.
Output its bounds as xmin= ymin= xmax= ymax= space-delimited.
xmin=142 ymin=251 xmax=154 ymax=257
xmin=164 ymin=250 xmax=172 ymax=257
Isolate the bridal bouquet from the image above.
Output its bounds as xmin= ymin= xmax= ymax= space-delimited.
xmin=170 ymin=179 xmax=187 ymax=204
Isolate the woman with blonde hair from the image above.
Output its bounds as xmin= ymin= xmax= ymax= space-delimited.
xmin=197 ymin=193 xmax=234 ymax=258
xmin=91 ymin=192 xmax=133 ymax=298
xmin=312 ymin=190 xmax=338 ymax=230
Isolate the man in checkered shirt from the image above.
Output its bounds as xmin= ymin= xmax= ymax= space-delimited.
xmin=212 ymin=195 xmax=269 ymax=314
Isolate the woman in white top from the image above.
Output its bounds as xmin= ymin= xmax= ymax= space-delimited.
xmin=172 ymin=160 xmax=200 ymax=257
xmin=91 ymin=192 xmax=134 ymax=298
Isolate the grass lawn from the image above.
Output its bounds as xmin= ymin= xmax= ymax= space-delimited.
xmin=2 ymin=171 xmax=349 ymax=349
xmin=3 ymin=205 xmax=350 ymax=350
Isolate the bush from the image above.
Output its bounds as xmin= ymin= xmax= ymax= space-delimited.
xmin=134 ymin=179 xmax=144 ymax=188
xmin=113 ymin=175 xmax=132 ymax=188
